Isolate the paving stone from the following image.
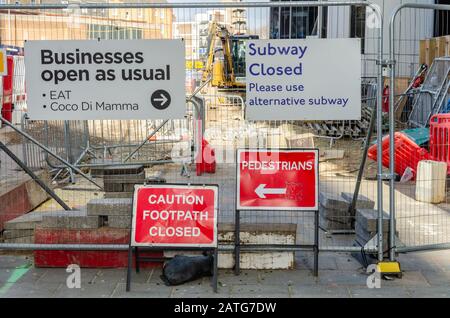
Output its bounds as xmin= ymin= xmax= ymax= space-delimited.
xmin=103 ymin=171 xmax=145 ymax=184
xmin=87 ymin=198 xmax=133 ymax=217
xmin=53 ymin=282 xmax=117 ymax=298
xmin=1 ymin=282 xmax=62 ymax=298
xmin=39 ymin=215 xmax=100 ymax=229
xmin=319 ymin=205 xmax=352 ymax=223
xmin=230 ymin=284 xmax=290 ymax=298
xmin=111 ymin=282 xmax=172 ymax=298
xmin=290 ymin=285 xmax=350 ymax=298
xmin=104 ymin=192 xmax=133 ymax=199
xmin=341 ymin=192 xmax=375 ymax=209
xmin=355 ymin=209 xmax=390 ymax=232
xmin=382 ymin=271 xmax=431 ymax=287
xmin=320 ymin=215 xmax=353 ymax=231
xmin=107 ymin=215 xmax=132 ymax=228
xmin=4 ymin=236 xmax=34 ymax=243
xmin=348 ymin=287 xmax=410 ymax=298
xmin=319 ymin=192 xmax=349 ymax=210
xmin=257 ymin=269 xmax=318 ymax=286
xmin=406 ymin=286 xmax=450 ymax=298
xmin=318 ymin=270 xmax=368 ymax=285
xmin=171 ymin=283 xmax=229 ymax=297
xmin=214 ymin=270 xmax=260 ymax=285
xmin=296 ymin=252 xmax=338 ymax=271
xmin=3 ymin=229 xmax=34 ymax=239
xmin=102 ymin=164 xmax=144 ymax=176
xmin=420 ymin=270 xmax=450 ymax=286
xmin=4 ymin=210 xmax=75 ymax=230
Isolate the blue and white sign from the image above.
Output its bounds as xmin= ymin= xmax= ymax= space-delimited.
xmin=246 ymin=39 xmax=361 ymax=121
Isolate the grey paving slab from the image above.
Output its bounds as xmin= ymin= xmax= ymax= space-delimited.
xmin=334 ymin=255 xmax=364 ymax=271
xmin=318 ymin=270 xmax=368 ymax=286
xmin=406 ymin=286 xmax=450 ymax=298
xmin=0 ymin=255 xmax=32 ymax=268
xmin=230 ymin=284 xmax=290 ymax=298
xmin=290 ymin=285 xmax=350 ymax=298
xmin=111 ymin=282 xmax=173 ymax=298
xmin=420 ymin=270 xmax=450 ymax=287
xmin=171 ymin=284 xmax=231 ymax=298
xmin=296 ymin=253 xmax=338 ymax=270
xmin=15 ymin=268 xmax=48 ymax=283
xmin=257 ymin=270 xmax=318 ymax=286
xmin=1 ymin=282 xmax=62 ymax=298
xmin=381 ymin=271 xmax=431 ymax=287
xmin=348 ymin=287 xmax=411 ymax=298
xmin=217 ymin=270 xmax=260 ymax=285
xmin=90 ymin=269 xmax=128 ymax=285
xmin=36 ymin=268 xmax=98 ymax=285
xmin=52 ymin=282 xmax=117 ymax=298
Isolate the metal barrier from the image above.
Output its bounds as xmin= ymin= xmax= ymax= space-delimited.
xmin=389 ymin=3 xmax=450 ymax=256
xmin=0 ymin=1 xmax=385 ymax=261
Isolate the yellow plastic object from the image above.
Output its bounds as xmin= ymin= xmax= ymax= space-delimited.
xmin=377 ymin=261 xmax=402 ymax=278
xmin=0 ymin=50 xmax=4 ymax=74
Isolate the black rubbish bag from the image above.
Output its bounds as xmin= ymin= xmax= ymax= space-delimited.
xmin=160 ymin=253 xmax=214 ymax=286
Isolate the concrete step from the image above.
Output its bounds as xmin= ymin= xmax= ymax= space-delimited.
xmin=4 ymin=209 xmax=80 ymax=230
xmin=87 ymin=198 xmax=132 ymax=217
xmin=319 ymin=204 xmax=352 ymax=223
xmin=319 ymin=192 xmax=349 ymax=210
xmin=355 ymin=209 xmax=390 ymax=232
xmin=107 ymin=215 xmax=132 ymax=228
xmin=37 ymin=209 xmax=101 ymax=229
xmin=341 ymin=192 xmax=375 ymax=210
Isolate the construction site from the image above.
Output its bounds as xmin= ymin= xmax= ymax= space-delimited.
xmin=0 ymin=0 xmax=449 ymax=299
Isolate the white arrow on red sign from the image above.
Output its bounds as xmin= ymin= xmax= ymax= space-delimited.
xmin=255 ymin=184 xmax=287 ymax=199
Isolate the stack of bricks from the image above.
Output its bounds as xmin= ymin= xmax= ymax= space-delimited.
xmin=319 ymin=192 xmax=353 ymax=231
xmin=87 ymin=198 xmax=133 ymax=229
xmin=101 ymin=165 xmax=146 ymax=199
xmin=319 ymin=191 xmax=375 ymax=232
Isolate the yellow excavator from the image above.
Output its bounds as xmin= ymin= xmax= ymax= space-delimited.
xmin=201 ymin=22 xmax=258 ymax=91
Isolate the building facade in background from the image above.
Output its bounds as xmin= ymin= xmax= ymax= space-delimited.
xmin=0 ymin=0 xmax=174 ymax=47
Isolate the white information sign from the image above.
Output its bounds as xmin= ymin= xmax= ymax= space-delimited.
xmin=25 ymin=40 xmax=185 ymax=120
xmin=246 ymin=39 xmax=361 ymax=121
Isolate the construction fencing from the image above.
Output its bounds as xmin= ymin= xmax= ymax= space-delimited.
xmin=2 ymin=1 xmax=446 ymax=270
xmin=389 ymin=3 xmax=450 ymax=255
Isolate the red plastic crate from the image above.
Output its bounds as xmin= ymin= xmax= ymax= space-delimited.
xmin=368 ymin=132 xmax=430 ymax=179
xmin=429 ymin=114 xmax=450 ymax=173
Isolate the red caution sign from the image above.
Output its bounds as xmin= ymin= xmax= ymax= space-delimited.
xmin=237 ymin=149 xmax=319 ymax=211
xmin=131 ymin=184 xmax=218 ymax=247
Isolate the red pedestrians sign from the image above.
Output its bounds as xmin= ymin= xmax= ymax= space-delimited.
xmin=237 ymin=149 xmax=319 ymax=210
xmin=131 ymin=184 xmax=218 ymax=247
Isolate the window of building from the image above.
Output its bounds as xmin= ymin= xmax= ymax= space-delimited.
xmin=270 ymin=0 xmax=325 ymax=39
xmin=434 ymin=0 xmax=450 ymax=37
xmin=350 ymin=5 xmax=366 ymax=54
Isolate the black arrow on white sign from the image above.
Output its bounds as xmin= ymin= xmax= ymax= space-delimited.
xmin=151 ymin=89 xmax=171 ymax=110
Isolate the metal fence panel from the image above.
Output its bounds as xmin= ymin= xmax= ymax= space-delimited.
xmin=0 ymin=2 xmax=384 ymax=258
xmin=389 ymin=3 xmax=450 ymax=254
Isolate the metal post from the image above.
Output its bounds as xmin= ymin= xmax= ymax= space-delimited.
xmin=234 ymin=210 xmax=240 ymax=275
xmin=369 ymin=3 xmax=385 ymax=262
xmin=348 ymin=100 xmax=377 ymax=217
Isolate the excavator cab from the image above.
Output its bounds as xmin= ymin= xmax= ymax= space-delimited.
xmin=230 ymin=35 xmax=259 ymax=81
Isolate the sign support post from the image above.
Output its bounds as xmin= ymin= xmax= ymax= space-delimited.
xmin=235 ymin=148 xmax=319 ymax=276
xmin=126 ymin=183 xmax=219 ymax=292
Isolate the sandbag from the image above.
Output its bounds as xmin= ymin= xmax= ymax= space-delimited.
xmin=160 ymin=254 xmax=214 ymax=286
